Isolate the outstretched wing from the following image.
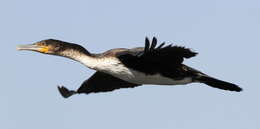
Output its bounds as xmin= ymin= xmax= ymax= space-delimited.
xmin=77 ymin=72 xmax=140 ymax=94
xmin=58 ymin=72 xmax=140 ymax=98
xmin=117 ymin=37 xmax=198 ymax=77
xmin=138 ymin=37 xmax=197 ymax=65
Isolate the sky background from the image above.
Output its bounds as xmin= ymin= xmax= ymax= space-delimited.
xmin=1 ymin=0 xmax=260 ymax=129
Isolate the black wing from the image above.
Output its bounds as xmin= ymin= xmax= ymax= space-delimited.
xmin=117 ymin=37 xmax=197 ymax=78
xmin=140 ymin=37 xmax=197 ymax=64
xmin=58 ymin=72 xmax=140 ymax=98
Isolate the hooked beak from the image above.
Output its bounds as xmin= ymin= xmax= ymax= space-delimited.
xmin=16 ymin=44 xmax=49 ymax=53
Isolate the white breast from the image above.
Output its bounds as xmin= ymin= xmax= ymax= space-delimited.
xmin=80 ymin=57 xmax=192 ymax=85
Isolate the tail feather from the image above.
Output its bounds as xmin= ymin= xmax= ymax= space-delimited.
xmin=196 ymin=76 xmax=242 ymax=92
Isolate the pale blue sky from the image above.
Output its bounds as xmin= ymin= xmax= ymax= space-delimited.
xmin=1 ymin=0 xmax=260 ymax=129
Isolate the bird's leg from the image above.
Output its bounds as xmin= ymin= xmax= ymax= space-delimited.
xmin=57 ymin=85 xmax=77 ymax=98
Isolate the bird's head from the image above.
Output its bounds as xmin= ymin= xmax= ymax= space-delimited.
xmin=17 ymin=39 xmax=90 ymax=57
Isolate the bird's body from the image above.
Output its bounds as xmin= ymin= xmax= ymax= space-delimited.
xmin=75 ymin=51 xmax=192 ymax=85
xmin=92 ymin=58 xmax=193 ymax=85
xmin=17 ymin=37 xmax=242 ymax=98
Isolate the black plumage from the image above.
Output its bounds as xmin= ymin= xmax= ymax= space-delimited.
xmin=58 ymin=72 xmax=140 ymax=98
xmin=117 ymin=37 xmax=197 ymax=79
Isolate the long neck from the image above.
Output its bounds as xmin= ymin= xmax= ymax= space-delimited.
xmin=59 ymin=49 xmax=100 ymax=69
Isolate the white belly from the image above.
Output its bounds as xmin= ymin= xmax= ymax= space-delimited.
xmin=116 ymin=68 xmax=192 ymax=85
xmin=91 ymin=57 xmax=192 ymax=85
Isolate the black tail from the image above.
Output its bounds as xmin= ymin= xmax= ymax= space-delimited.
xmin=196 ymin=76 xmax=242 ymax=92
xmin=57 ymin=86 xmax=77 ymax=98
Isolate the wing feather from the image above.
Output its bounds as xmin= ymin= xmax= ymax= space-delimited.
xmin=57 ymin=72 xmax=140 ymax=98
xmin=77 ymin=72 xmax=140 ymax=94
xmin=117 ymin=37 xmax=198 ymax=77
xmin=150 ymin=37 xmax=157 ymax=50
xmin=144 ymin=37 xmax=150 ymax=53
xmin=136 ymin=37 xmax=198 ymax=64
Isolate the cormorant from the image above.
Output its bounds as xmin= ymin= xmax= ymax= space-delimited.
xmin=17 ymin=37 xmax=242 ymax=98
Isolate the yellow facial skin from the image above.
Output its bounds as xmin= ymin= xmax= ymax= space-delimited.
xmin=38 ymin=46 xmax=49 ymax=53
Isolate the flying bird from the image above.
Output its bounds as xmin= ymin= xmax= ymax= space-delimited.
xmin=17 ymin=37 xmax=242 ymax=98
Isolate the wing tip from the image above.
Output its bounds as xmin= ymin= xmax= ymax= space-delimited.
xmin=173 ymin=46 xmax=198 ymax=58
xmin=57 ymin=86 xmax=76 ymax=98
xmin=144 ymin=37 xmax=150 ymax=52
